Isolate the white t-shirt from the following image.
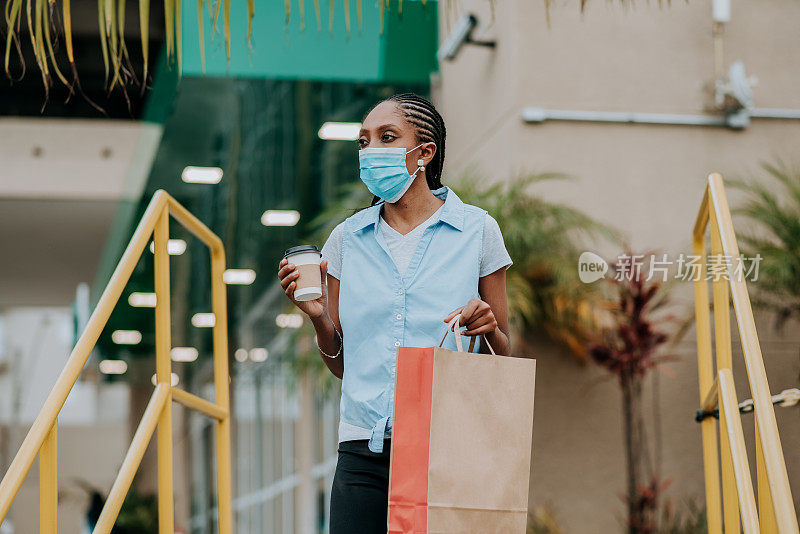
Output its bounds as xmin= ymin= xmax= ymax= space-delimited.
xmin=320 ymin=204 xmax=513 ymax=443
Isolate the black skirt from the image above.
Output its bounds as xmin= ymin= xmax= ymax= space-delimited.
xmin=329 ymin=438 xmax=392 ymax=533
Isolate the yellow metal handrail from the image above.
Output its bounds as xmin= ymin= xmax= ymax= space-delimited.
xmin=693 ymin=173 xmax=798 ymax=534
xmin=0 ymin=190 xmax=233 ymax=533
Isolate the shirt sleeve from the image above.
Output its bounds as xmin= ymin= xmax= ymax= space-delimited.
xmin=480 ymin=213 xmax=513 ymax=277
xmin=321 ymin=222 xmax=345 ymax=280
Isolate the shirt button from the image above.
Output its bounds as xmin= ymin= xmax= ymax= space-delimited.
xmin=397 ymin=288 xmax=404 ymax=294
xmin=394 ymin=341 xmax=401 ymax=347
xmin=396 ymin=313 xmax=402 ymax=320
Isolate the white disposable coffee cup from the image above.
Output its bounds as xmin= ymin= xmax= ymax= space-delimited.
xmin=284 ymin=245 xmax=323 ymax=302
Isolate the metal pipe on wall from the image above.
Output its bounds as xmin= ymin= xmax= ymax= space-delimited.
xmin=520 ymin=106 xmax=800 ymax=130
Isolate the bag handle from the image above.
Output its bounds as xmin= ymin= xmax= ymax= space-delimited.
xmin=438 ymin=313 xmax=496 ymax=355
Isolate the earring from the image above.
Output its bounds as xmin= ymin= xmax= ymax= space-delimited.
xmin=418 ymin=159 xmax=425 ymax=171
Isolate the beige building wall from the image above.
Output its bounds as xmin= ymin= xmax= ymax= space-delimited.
xmin=436 ymin=1 xmax=800 ymax=531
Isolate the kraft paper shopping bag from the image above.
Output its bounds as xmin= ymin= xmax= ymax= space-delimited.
xmin=387 ymin=313 xmax=536 ymax=533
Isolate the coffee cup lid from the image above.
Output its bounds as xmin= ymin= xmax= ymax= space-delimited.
xmin=284 ymin=244 xmax=321 ymax=258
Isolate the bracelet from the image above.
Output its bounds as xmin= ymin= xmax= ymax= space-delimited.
xmin=317 ymin=325 xmax=342 ymax=359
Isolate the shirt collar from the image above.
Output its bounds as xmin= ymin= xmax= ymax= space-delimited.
xmin=350 ymin=185 xmax=466 ymax=233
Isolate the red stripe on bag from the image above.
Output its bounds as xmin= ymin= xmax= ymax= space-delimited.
xmin=387 ymin=346 xmax=435 ymax=533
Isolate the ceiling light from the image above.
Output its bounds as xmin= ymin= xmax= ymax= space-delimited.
xmin=112 ymin=330 xmax=142 ymax=345
xmin=128 ymin=292 xmax=157 ymax=308
xmin=171 ymin=347 xmax=199 ymax=362
xmin=149 ymin=239 xmax=187 ymax=255
xmin=191 ymin=313 xmax=216 ymax=328
xmin=261 ymin=210 xmax=300 ymax=226
xmin=318 ymin=122 xmax=361 ymax=140
xmin=276 ymin=313 xmax=303 ymax=329
xmin=249 ymin=348 xmax=269 ymax=362
xmin=99 ymin=359 xmax=128 ymax=374
xmin=182 ymin=166 xmax=223 ymax=184
xmin=223 ymin=269 xmax=256 ymax=285
xmin=151 ymin=373 xmax=180 ymax=386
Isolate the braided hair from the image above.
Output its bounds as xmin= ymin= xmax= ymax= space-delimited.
xmin=364 ymin=93 xmax=447 ymax=207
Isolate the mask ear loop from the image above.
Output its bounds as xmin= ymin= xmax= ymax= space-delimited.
xmin=407 ymin=143 xmax=428 ymax=177
xmin=405 ymin=143 xmax=425 ymax=154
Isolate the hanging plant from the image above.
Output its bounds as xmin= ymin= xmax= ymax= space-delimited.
xmin=2 ymin=0 xmax=428 ymax=102
xmin=2 ymin=0 xmax=676 ymax=106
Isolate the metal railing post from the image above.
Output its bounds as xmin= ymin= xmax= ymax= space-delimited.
xmin=39 ymin=421 xmax=58 ymax=534
xmin=154 ymin=208 xmax=175 ymax=534
xmin=692 ymin=206 xmax=722 ymax=534
xmin=211 ymin=247 xmax=233 ymax=534
xmin=755 ymin=419 xmax=778 ymax=532
xmin=709 ymin=207 xmax=739 ymax=533
xmin=94 ymin=385 xmax=170 ymax=534
xmin=717 ymin=370 xmax=758 ymax=533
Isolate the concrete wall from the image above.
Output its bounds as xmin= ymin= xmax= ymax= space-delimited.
xmin=436 ymin=1 xmax=800 ymax=531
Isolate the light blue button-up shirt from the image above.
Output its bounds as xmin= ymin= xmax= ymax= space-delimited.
xmin=338 ymin=185 xmax=487 ymax=452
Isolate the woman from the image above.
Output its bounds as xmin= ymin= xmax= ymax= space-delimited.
xmin=277 ymin=93 xmax=513 ymax=533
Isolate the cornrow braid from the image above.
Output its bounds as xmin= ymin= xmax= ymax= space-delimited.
xmin=364 ymin=92 xmax=447 ymax=207
xmin=387 ymin=93 xmax=446 ymax=188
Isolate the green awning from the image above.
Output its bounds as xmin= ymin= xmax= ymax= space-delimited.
xmin=180 ymin=0 xmax=438 ymax=82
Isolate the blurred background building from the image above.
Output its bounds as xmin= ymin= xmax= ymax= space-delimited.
xmin=1 ymin=0 xmax=798 ymax=532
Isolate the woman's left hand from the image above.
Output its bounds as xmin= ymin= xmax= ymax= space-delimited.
xmin=443 ymin=299 xmax=498 ymax=336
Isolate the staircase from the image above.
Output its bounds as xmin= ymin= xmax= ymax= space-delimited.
xmin=0 ymin=190 xmax=233 ymax=533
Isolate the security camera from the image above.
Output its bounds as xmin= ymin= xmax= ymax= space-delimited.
xmin=437 ymin=13 xmax=496 ymax=62
xmin=726 ymin=61 xmax=754 ymax=110
xmin=716 ymin=60 xmax=756 ymax=111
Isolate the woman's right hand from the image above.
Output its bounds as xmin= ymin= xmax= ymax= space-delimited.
xmin=278 ymin=257 xmax=329 ymax=319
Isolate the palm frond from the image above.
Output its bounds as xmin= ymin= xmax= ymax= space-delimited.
xmin=196 ymin=0 xmax=205 ymax=72
xmin=246 ymin=0 xmax=254 ymax=44
xmin=42 ymin=0 xmax=68 ymax=87
xmin=175 ymin=0 xmax=182 ymax=75
xmin=139 ymin=0 xmax=149 ymax=84
xmin=222 ymin=0 xmax=230 ymax=61
xmin=727 ymin=161 xmax=800 ymax=329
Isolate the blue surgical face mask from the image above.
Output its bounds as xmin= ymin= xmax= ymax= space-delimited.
xmin=358 ymin=143 xmax=425 ymax=204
